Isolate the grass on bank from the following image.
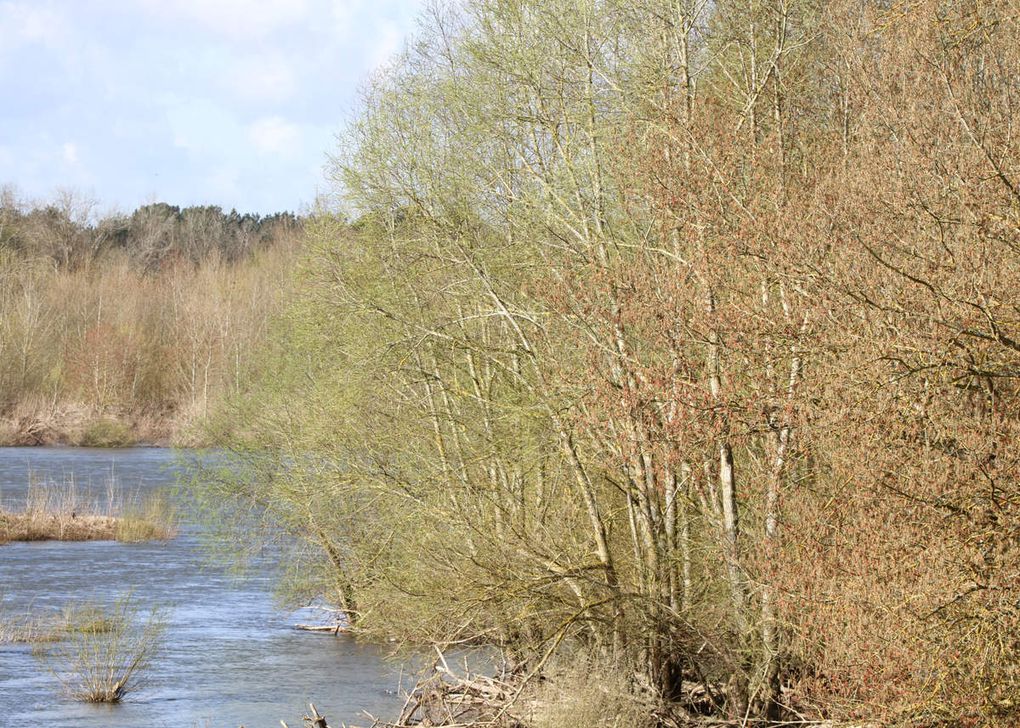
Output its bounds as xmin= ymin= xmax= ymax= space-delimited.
xmin=78 ymin=417 xmax=135 ymax=448
xmin=0 ymin=479 xmax=177 ymax=544
xmin=529 ymin=656 xmax=657 ymax=728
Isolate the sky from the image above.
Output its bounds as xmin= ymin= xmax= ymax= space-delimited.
xmin=0 ymin=0 xmax=425 ymax=215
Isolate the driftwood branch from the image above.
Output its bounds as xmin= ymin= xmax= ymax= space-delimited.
xmin=369 ymin=652 xmax=526 ymax=728
xmin=280 ymin=703 xmax=330 ymax=728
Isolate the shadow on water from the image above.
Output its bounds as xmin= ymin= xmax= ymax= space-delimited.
xmin=0 ymin=447 xmax=407 ymax=728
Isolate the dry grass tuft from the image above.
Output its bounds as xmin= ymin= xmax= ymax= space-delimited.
xmin=0 ymin=612 xmax=65 ymax=644
xmin=0 ymin=510 xmax=118 ymax=543
xmin=2 ymin=600 xmax=132 ymax=646
xmin=528 ymin=656 xmax=657 ymax=728
xmin=61 ymin=604 xmax=121 ymax=635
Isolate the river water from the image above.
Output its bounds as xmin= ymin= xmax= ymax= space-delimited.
xmin=0 ymin=447 xmax=406 ymax=728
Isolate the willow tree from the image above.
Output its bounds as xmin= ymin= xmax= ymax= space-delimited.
xmin=210 ymin=0 xmax=827 ymax=716
xmin=201 ymin=0 xmax=1020 ymax=725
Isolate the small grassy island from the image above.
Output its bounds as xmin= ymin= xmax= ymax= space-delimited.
xmin=0 ymin=484 xmax=176 ymax=544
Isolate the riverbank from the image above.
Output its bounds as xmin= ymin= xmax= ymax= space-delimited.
xmin=0 ymin=405 xmax=194 ymax=448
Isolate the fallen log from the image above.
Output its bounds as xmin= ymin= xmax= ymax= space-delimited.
xmin=294 ymin=624 xmax=346 ymax=634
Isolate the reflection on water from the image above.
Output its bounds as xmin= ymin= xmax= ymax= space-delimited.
xmin=0 ymin=447 xmax=404 ymax=728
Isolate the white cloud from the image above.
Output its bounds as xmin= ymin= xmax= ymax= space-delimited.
xmin=164 ymin=97 xmax=242 ymax=155
xmin=135 ymin=0 xmax=310 ymax=38
xmin=330 ymin=0 xmax=366 ymax=34
xmin=225 ymin=53 xmax=296 ymax=102
xmin=206 ymin=166 xmax=240 ymax=199
xmin=62 ymin=142 xmax=79 ymax=165
xmin=331 ymin=0 xmax=423 ymax=39
xmin=248 ymin=116 xmax=300 ymax=156
xmin=0 ymin=1 xmax=70 ymax=48
xmin=2 ymin=0 xmax=428 ymax=212
xmin=328 ymin=0 xmax=422 ymax=73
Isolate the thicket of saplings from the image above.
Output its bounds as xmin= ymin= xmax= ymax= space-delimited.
xmin=0 ymin=189 xmax=300 ymax=446
xmin=201 ymin=0 xmax=1020 ymax=725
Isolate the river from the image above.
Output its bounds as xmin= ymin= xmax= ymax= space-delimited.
xmin=0 ymin=447 xmax=405 ymax=728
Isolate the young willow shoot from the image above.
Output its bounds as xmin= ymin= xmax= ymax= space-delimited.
xmin=42 ymin=595 xmax=168 ymax=703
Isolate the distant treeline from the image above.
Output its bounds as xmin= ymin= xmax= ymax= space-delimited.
xmin=0 ymin=188 xmax=302 ymax=271
xmin=0 ymin=188 xmax=300 ymax=446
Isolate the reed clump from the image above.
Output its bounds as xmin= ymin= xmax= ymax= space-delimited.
xmin=114 ymin=490 xmax=177 ymax=542
xmin=39 ymin=595 xmax=168 ymax=703
xmin=2 ymin=601 xmax=131 ymax=646
xmin=0 ymin=611 xmax=65 ymax=644
xmin=61 ymin=604 xmax=121 ymax=636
